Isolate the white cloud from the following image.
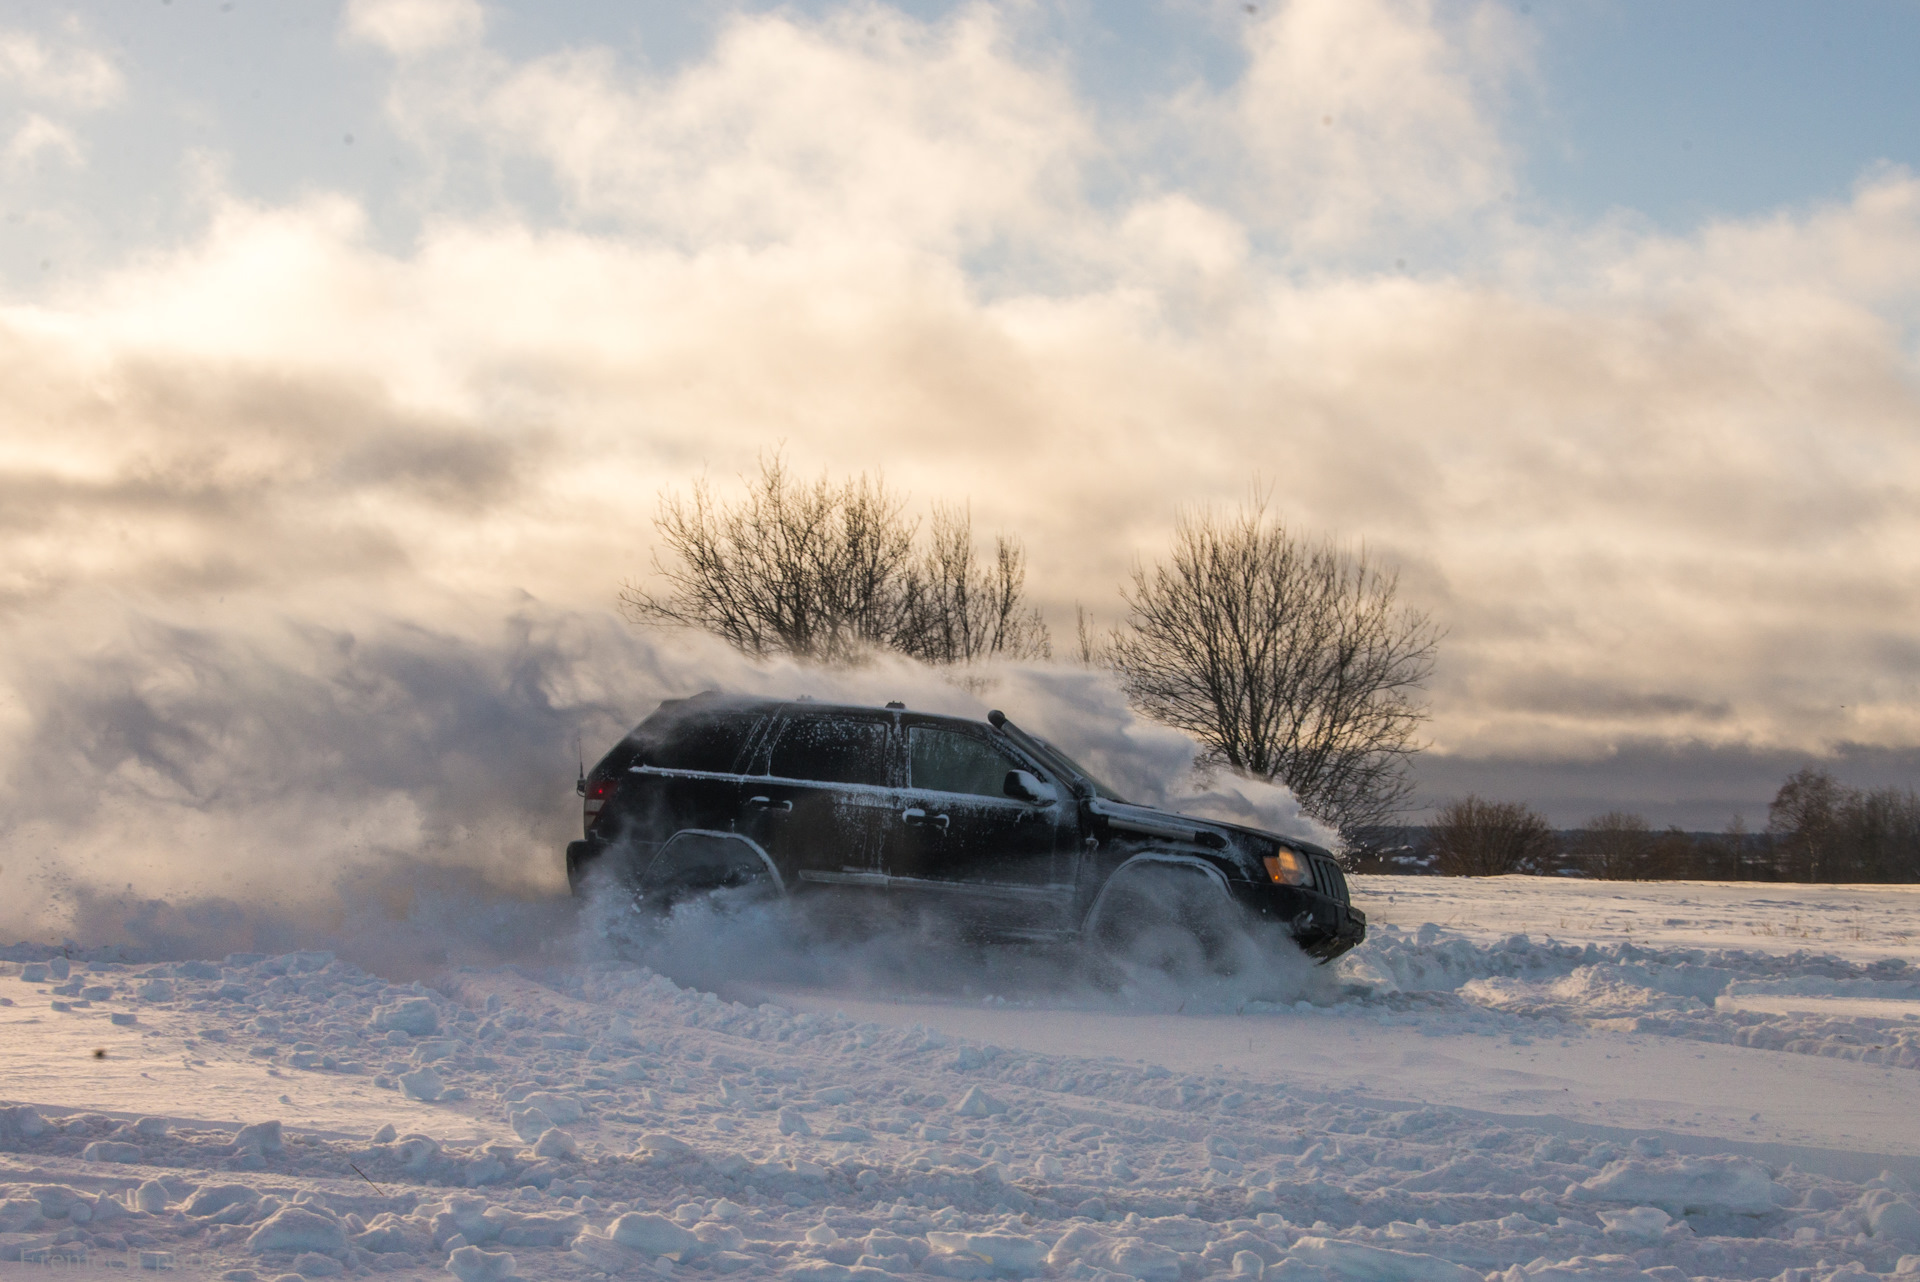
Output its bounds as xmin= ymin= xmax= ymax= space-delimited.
xmin=0 ymin=26 xmax=123 ymax=109
xmin=6 ymin=113 xmax=83 ymax=169
xmin=401 ymin=5 xmax=1093 ymax=256
xmin=342 ymin=0 xmax=485 ymax=57
xmin=1216 ymin=0 xmax=1527 ymax=249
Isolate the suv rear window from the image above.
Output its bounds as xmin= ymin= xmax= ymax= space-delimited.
xmin=766 ymin=716 xmax=891 ymax=787
xmin=909 ymin=726 xmax=1021 ymax=798
xmin=648 ymin=714 xmax=759 ymax=774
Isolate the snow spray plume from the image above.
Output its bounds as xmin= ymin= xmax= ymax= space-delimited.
xmin=572 ymin=862 xmax=1337 ymax=1014
xmin=0 ymin=592 xmax=1331 ymax=992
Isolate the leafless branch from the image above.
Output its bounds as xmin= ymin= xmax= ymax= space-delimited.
xmin=1108 ymin=498 xmax=1439 ymax=842
xmin=622 ymin=454 xmax=1050 ymax=666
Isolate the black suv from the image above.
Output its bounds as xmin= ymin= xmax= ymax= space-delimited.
xmin=566 ymin=694 xmax=1365 ymax=962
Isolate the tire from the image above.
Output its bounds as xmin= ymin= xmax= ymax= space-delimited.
xmin=1089 ymin=863 xmax=1248 ymax=981
xmin=645 ymin=871 xmax=778 ymax=919
xmin=636 ymin=831 xmax=779 ymax=920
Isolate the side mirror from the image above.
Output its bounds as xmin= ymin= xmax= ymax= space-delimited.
xmin=1004 ymin=769 xmax=1054 ymax=805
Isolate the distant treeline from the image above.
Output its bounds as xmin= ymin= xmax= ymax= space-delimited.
xmin=1350 ymin=768 xmax=1920 ymax=882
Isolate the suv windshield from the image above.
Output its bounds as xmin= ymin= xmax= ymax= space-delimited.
xmin=1027 ymin=735 xmax=1128 ymax=802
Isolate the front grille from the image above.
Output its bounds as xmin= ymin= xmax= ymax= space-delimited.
xmin=1311 ymin=856 xmax=1350 ymax=904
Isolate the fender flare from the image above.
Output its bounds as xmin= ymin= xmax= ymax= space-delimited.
xmin=638 ymin=829 xmax=786 ymax=897
xmin=1081 ymin=851 xmax=1233 ymax=936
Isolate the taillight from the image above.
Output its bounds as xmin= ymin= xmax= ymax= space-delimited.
xmin=1264 ymin=847 xmax=1310 ymax=886
xmin=583 ymin=777 xmax=618 ymax=833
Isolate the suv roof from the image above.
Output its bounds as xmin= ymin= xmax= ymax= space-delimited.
xmin=647 ymin=691 xmax=956 ymax=722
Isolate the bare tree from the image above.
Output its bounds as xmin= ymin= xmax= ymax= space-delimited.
xmin=896 ymin=505 xmax=1051 ymax=665
xmin=1428 ymin=796 xmax=1557 ymax=877
xmin=1576 ymin=811 xmax=1654 ymax=879
xmin=623 ymin=454 xmax=1049 ymax=666
xmin=1767 ymin=767 xmax=1847 ymax=882
xmin=1768 ymin=767 xmax=1920 ymax=883
xmin=1844 ymin=785 xmax=1920 ymax=882
xmin=1108 ymin=499 xmax=1439 ymax=840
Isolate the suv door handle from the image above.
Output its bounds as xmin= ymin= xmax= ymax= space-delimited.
xmin=902 ymin=808 xmax=949 ymax=830
xmin=747 ymin=796 xmax=793 ymax=812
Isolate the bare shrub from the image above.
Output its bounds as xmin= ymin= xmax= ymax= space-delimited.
xmin=1108 ymin=499 xmax=1438 ymax=842
xmin=1576 ymin=811 xmax=1654 ymax=879
xmin=622 ymin=454 xmax=1048 ymax=665
xmin=1428 ymin=796 xmax=1557 ymax=877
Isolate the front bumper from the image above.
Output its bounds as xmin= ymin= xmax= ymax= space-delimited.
xmin=1246 ymin=883 xmax=1367 ymax=961
xmin=1295 ymin=901 xmax=1367 ymax=961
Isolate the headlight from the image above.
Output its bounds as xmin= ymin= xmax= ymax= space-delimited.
xmin=1263 ymin=848 xmax=1310 ymax=886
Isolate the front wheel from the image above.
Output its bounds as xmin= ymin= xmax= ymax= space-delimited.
xmin=1089 ymin=865 xmax=1248 ymax=982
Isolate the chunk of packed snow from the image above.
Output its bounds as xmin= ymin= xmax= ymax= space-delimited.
xmin=1596 ymin=1207 xmax=1671 ymax=1239
xmin=246 ymin=1205 xmax=348 ymax=1255
xmin=1872 ymin=1201 xmax=1920 ymax=1244
xmin=186 ymin=1184 xmax=259 ymax=1217
xmin=954 ymin=1085 xmax=1008 ymax=1117
xmin=354 ymin=1211 xmax=430 ymax=1254
xmin=1286 ymin=1236 xmax=1484 ymax=1282
xmin=447 ymin=1244 xmax=517 ymax=1281
xmin=1072 ymin=1236 xmax=1181 ymax=1282
xmin=0 ymin=1198 xmax=43 ymax=1232
xmin=31 ymin=1185 xmax=93 ymax=1219
xmin=516 ymin=1091 xmax=583 ymax=1123
xmin=608 ymin=1211 xmax=703 ymax=1259
xmin=509 ymin=1106 xmax=553 ymax=1142
xmin=293 ymin=1250 xmax=344 ymax=1277
xmin=1572 ymin=1156 xmax=1781 ymax=1215
xmin=0 ymin=1105 xmax=49 ymax=1141
xmin=370 ymin=996 xmax=439 ymax=1035
xmin=927 ymin=1232 xmax=1045 ymax=1277
xmin=636 ymin=1133 xmax=691 ymax=1159
xmin=396 ymin=1134 xmax=443 ymax=1171
xmin=571 ymin=1228 xmax=650 ymax=1273
xmin=401 ymin=1066 xmax=446 ymax=1101
xmin=231 ymin=1119 xmax=286 ymax=1155
xmin=82 ymin=1140 xmax=142 ymax=1162
xmin=531 ymin=1127 xmax=578 ymax=1159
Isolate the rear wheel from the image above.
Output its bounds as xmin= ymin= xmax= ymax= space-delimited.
xmin=644 ymin=869 xmax=778 ymax=918
xmin=635 ymin=832 xmax=778 ymax=915
xmin=583 ymin=832 xmax=780 ymax=957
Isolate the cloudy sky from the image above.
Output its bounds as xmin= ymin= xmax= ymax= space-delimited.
xmin=4 ymin=0 xmax=1920 ymax=911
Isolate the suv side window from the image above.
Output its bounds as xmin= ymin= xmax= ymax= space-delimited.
xmin=649 ymin=713 xmax=759 ymax=774
xmin=766 ymin=716 xmax=892 ymax=787
xmin=909 ymin=726 xmax=1023 ymax=798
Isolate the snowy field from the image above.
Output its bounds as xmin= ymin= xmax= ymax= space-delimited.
xmin=4 ymin=877 xmax=1920 ymax=1282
